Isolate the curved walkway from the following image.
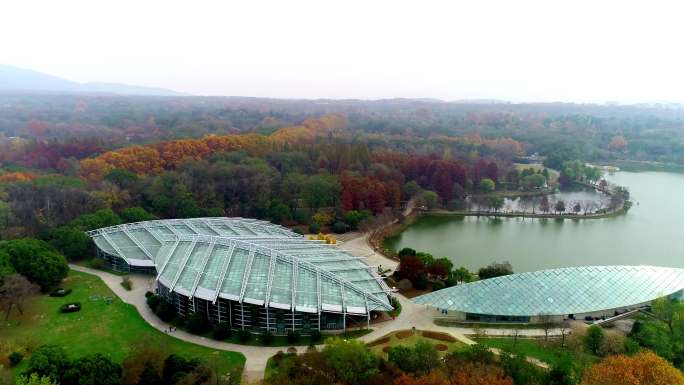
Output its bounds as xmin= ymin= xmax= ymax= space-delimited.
xmin=70 ymin=264 xmax=286 ymax=380
xmin=70 ymin=232 xmax=554 ymax=380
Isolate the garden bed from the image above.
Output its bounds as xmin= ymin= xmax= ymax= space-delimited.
xmin=422 ymin=330 xmax=457 ymax=342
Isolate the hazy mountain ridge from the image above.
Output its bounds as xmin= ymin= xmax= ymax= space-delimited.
xmin=0 ymin=64 xmax=187 ymax=96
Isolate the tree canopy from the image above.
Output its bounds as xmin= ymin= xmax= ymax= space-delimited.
xmin=0 ymin=238 xmax=68 ymax=291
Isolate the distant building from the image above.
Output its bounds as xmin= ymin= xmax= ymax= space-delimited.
xmin=88 ymin=218 xmax=392 ymax=334
xmin=414 ymin=265 xmax=684 ymax=323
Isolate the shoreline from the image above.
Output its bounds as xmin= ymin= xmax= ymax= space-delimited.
xmin=371 ymin=186 xmax=631 ymax=259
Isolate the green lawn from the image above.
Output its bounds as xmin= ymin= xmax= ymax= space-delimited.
xmin=0 ymin=270 xmax=245 ymax=376
xmin=475 ymin=337 xmax=596 ymax=367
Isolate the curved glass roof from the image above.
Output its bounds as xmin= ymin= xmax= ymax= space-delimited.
xmin=413 ymin=265 xmax=684 ymax=316
xmin=88 ymin=217 xmax=392 ymax=314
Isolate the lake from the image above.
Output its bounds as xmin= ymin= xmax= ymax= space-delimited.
xmin=385 ymin=171 xmax=684 ymax=272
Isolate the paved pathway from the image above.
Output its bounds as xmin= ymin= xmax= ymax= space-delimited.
xmin=70 ymin=232 xmax=552 ymax=380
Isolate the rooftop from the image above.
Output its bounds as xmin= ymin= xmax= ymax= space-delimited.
xmin=413 ymin=265 xmax=684 ymax=316
xmin=88 ymin=217 xmax=392 ymax=314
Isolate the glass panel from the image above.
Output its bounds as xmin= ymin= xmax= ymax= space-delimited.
xmin=244 ymin=252 xmax=270 ymax=301
xmin=296 ymin=268 xmax=318 ymax=309
xmin=160 ymin=241 xmax=192 ymax=282
xmin=197 ymin=243 xmax=231 ymax=291
xmin=269 ymin=260 xmax=293 ymax=305
xmin=220 ymin=248 xmax=250 ymax=297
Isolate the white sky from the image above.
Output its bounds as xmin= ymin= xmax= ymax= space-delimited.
xmin=1 ymin=0 xmax=683 ymax=103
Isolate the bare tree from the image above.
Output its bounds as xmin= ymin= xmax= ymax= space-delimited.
xmin=558 ymin=320 xmax=570 ymax=348
xmin=585 ymin=200 xmax=599 ymax=214
xmin=510 ymin=324 xmax=522 ymax=349
xmin=538 ymin=312 xmax=555 ymax=341
xmin=518 ymin=198 xmax=530 ymax=215
xmin=0 ymin=274 xmax=39 ymax=320
xmin=572 ymin=201 xmax=582 ymax=215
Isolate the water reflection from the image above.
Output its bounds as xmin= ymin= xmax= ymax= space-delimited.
xmin=467 ymin=189 xmax=610 ymax=214
xmin=385 ymin=172 xmax=684 ymax=271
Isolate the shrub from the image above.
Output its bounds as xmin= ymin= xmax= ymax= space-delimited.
xmin=145 ymin=291 xmax=154 ymax=298
xmin=261 ymin=331 xmax=274 ymax=345
xmin=146 ymin=294 xmax=161 ymax=312
xmin=478 ymin=261 xmax=514 ymax=280
xmin=162 ymin=354 xmax=200 ymax=385
xmin=584 ymin=325 xmax=605 ymax=355
xmin=397 ymin=248 xmax=417 ymax=258
xmin=287 ymin=330 xmax=300 ymax=344
xmin=309 ymin=329 xmax=322 ymax=342
xmin=237 ymin=330 xmax=251 ymax=343
xmin=332 ymin=221 xmax=348 ymax=234
xmin=308 ymin=223 xmax=320 ymax=234
xmin=155 ymin=299 xmax=176 ymax=322
xmin=187 ymin=312 xmax=210 ymax=335
xmin=413 ymin=274 xmax=429 ymax=290
xmin=444 ymin=275 xmax=458 ymax=287
xmin=388 ymin=297 xmax=402 ymax=318
xmin=623 ymin=337 xmax=640 ymax=355
xmin=387 ymin=341 xmax=439 ymax=375
xmin=63 ymin=353 xmax=122 ymax=385
xmin=89 ymin=258 xmax=106 ymax=270
xmin=60 ymin=302 xmax=81 ymax=313
xmin=272 ymin=350 xmax=285 ymax=364
xmin=212 ymin=322 xmax=232 ymax=340
xmin=431 ymin=281 xmax=445 ymax=291
xmin=120 ymin=275 xmax=132 ymax=291
xmin=23 ymin=345 xmax=69 ymax=382
xmin=49 ymin=288 xmax=72 ymax=297
xmin=9 ymin=351 xmax=23 ymax=367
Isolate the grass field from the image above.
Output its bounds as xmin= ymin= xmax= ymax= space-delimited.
xmin=0 ymin=270 xmax=245 ymax=376
xmin=514 ymin=162 xmax=559 ymax=184
xmin=367 ymin=329 xmax=467 ymax=358
xmin=475 ymin=337 xmax=596 ymax=367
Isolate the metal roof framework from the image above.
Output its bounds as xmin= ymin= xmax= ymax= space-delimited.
xmin=88 ymin=217 xmax=392 ymax=314
xmin=413 ymin=265 xmax=684 ymax=316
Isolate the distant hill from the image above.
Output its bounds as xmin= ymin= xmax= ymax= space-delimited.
xmin=0 ymin=64 xmax=187 ymax=96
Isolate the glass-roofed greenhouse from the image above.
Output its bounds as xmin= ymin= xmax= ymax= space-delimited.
xmin=413 ymin=265 xmax=684 ymax=323
xmin=88 ymin=217 xmax=393 ymax=334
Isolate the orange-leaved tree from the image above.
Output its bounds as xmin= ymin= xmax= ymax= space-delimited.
xmin=581 ymin=350 xmax=684 ymax=385
xmin=79 ymin=114 xmax=345 ymax=181
xmin=393 ymin=365 xmax=514 ymax=385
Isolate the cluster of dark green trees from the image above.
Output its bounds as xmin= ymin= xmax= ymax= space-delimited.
xmin=394 ymin=247 xmax=512 ymax=291
xmin=17 ymin=343 xmax=239 ymax=385
xmin=629 ymin=297 xmax=684 ymax=370
xmin=394 ymin=248 xmax=471 ymax=291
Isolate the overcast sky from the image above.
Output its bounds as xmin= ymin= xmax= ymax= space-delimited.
xmin=2 ymin=0 xmax=683 ymax=103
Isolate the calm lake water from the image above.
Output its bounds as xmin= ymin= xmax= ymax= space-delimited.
xmin=385 ymin=171 xmax=684 ymax=272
